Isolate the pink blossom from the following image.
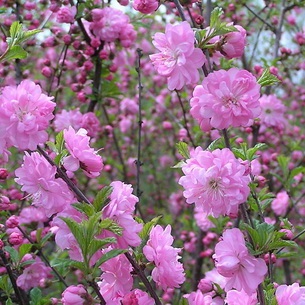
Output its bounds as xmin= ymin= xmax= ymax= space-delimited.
xmin=133 ymin=0 xmax=159 ymax=14
xmin=81 ymin=112 xmax=100 ymax=137
xmin=8 ymin=232 xmax=23 ymax=245
xmin=190 ymin=68 xmax=261 ymax=131
xmin=63 ymin=127 xmax=103 ymax=178
xmin=62 ymin=285 xmax=92 ymax=305
xmin=0 ymin=80 xmax=55 ymax=151
xmin=89 ymin=8 xmax=136 ymax=47
xmin=258 ymin=94 xmax=286 ymax=131
xmin=150 ymin=21 xmax=206 ymax=90
xmin=17 ymin=256 xmax=52 ymax=291
xmin=213 ymin=228 xmax=267 ymax=294
xmin=15 ymin=152 xmax=74 ymax=217
xmin=122 ymin=289 xmax=155 ymax=305
xmin=225 ymin=289 xmax=257 ymax=305
xmin=98 ymin=250 xmax=133 ymax=305
xmin=271 ymin=190 xmax=290 ymax=216
xmin=100 ymin=181 xmax=142 ymax=248
xmin=56 ymin=6 xmax=76 ymax=23
xmin=179 ymin=147 xmax=250 ymax=217
xmin=54 ymin=109 xmax=83 ymax=132
xmin=184 ymin=290 xmax=223 ymax=305
xmin=143 ymin=225 xmax=185 ymax=290
xmin=222 ymin=25 xmax=247 ymax=59
xmin=276 ymin=283 xmax=305 ymax=305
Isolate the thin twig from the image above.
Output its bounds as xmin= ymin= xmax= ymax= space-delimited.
xmin=172 ymin=0 xmax=186 ymax=21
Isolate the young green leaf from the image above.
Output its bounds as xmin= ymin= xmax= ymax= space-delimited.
xmin=176 ymin=142 xmax=190 ymax=159
xmin=93 ymin=186 xmax=113 ymax=212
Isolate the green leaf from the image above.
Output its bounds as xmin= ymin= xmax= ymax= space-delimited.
xmin=40 ymin=232 xmax=53 ymax=247
xmin=139 ymin=215 xmax=163 ymax=240
xmin=6 ymin=299 xmax=13 ymax=305
xmin=70 ymin=260 xmax=88 ymax=272
xmin=176 ymin=142 xmax=190 ymax=159
xmin=88 ymin=238 xmax=116 ymax=258
xmin=207 ymin=138 xmax=225 ymax=151
xmin=93 ymin=186 xmax=113 ymax=212
xmin=3 ymin=45 xmax=27 ymax=60
xmin=18 ymin=244 xmax=32 ymax=260
xmin=210 ymin=7 xmax=223 ymax=28
xmin=30 ymin=287 xmax=42 ymax=305
xmin=55 ymin=131 xmax=65 ymax=154
xmin=4 ymin=246 xmax=19 ymax=264
xmin=72 ymin=202 xmax=96 ymax=217
xmin=60 ymin=217 xmax=85 ymax=249
xmin=257 ymin=68 xmax=281 ymax=87
xmin=17 ymin=29 xmax=42 ymax=44
xmin=8 ymin=22 xmax=23 ymax=46
xmin=171 ymin=160 xmax=186 ymax=168
xmin=179 ymin=297 xmax=189 ymax=305
xmin=94 ymin=249 xmax=127 ymax=269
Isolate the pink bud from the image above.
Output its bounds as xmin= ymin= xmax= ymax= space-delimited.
xmin=0 ymin=168 xmax=8 ymax=180
xmin=8 ymin=232 xmax=23 ymax=245
xmin=6 ymin=216 xmax=19 ymax=228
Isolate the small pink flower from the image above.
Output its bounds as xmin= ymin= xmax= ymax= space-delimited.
xmin=258 ymin=94 xmax=286 ymax=131
xmin=133 ymin=0 xmax=159 ymax=14
xmin=17 ymin=256 xmax=52 ymax=291
xmin=63 ymin=127 xmax=103 ymax=178
xmin=57 ymin=6 xmax=76 ymax=23
xmin=190 ymin=68 xmax=261 ymax=131
xmin=122 ymin=289 xmax=155 ymax=305
xmin=271 ymin=191 xmax=289 ymax=216
xmin=100 ymin=181 xmax=143 ymax=248
xmin=221 ymin=24 xmax=247 ymax=59
xmin=225 ymin=289 xmax=258 ymax=305
xmin=62 ymin=284 xmax=92 ymax=305
xmin=8 ymin=232 xmax=23 ymax=245
xmin=276 ymin=283 xmax=305 ymax=305
xmin=98 ymin=250 xmax=133 ymax=304
xmin=213 ymin=228 xmax=267 ymax=294
xmin=150 ymin=21 xmax=206 ymax=90
xmin=179 ymin=147 xmax=250 ymax=217
xmin=143 ymin=225 xmax=185 ymax=290
xmin=0 ymin=80 xmax=55 ymax=151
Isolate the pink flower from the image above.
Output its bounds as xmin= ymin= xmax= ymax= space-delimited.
xmin=54 ymin=109 xmax=83 ymax=132
xmin=98 ymin=250 xmax=133 ymax=305
xmin=17 ymin=256 xmax=52 ymax=291
xmin=179 ymin=147 xmax=250 ymax=217
xmin=0 ymin=80 xmax=55 ymax=151
xmin=225 ymin=289 xmax=258 ymax=305
xmin=100 ymin=181 xmax=143 ymax=248
xmin=190 ymin=68 xmax=261 ymax=131
xmin=184 ymin=290 xmax=223 ymax=305
xmin=89 ymin=8 xmax=136 ymax=47
xmin=150 ymin=21 xmax=206 ymax=91
xmin=62 ymin=285 xmax=92 ymax=305
xmin=122 ymin=289 xmax=155 ymax=305
xmin=258 ymin=94 xmax=286 ymax=131
xmin=276 ymin=283 xmax=305 ymax=305
xmin=15 ymin=152 xmax=74 ymax=217
xmin=221 ymin=25 xmax=247 ymax=59
xmin=213 ymin=228 xmax=267 ymax=294
xmin=133 ymin=0 xmax=159 ymax=14
xmin=57 ymin=6 xmax=76 ymax=23
xmin=143 ymin=225 xmax=185 ymax=290
xmin=63 ymin=127 xmax=103 ymax=178
xmin=271 ymin=190 xmax=290 ymax=216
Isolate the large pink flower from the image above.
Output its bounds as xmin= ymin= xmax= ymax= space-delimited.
xmin=0 ymin=80 xmax=55 ymax=151
xmin=143 ymin=225 xmax=185 ymax=290
xmin=276 ymin=283 xmax=305 ymax=305
xmin=63 ymin=127 xmax=103 ymax=178
xmin=225 ymin=289 xmax=257 ymax=305
xmin=190 ymin=68 xmax=261 ymax=131
xmin=179 ymin=147 xmax=250 ymax=218
xmin=213 ymin=228 xmax=267 ymax=294
xmin=15 ymin=152 xmax=74 ymax=217
xmin=150 ymin=21 xmax=206 ymax=91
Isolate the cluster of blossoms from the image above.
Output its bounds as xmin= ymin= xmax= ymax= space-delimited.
xmin=143 ymin=225 xmax=185 ymax=290
xmin=190 ymin=68 xmax=261 ymax=131
xmin=0 ymin=80 xmax=55 ymax=157
xmin=150 ymin=21 xmax=206 ymax=90
xmin=89 ymin=7 xmax=136 ymax=48
xmin=179 ymin=147 xmax=250 ymax=217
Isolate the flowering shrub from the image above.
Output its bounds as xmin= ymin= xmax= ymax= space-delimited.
xmin=0 ymin=1 xmax=304 ymax=305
